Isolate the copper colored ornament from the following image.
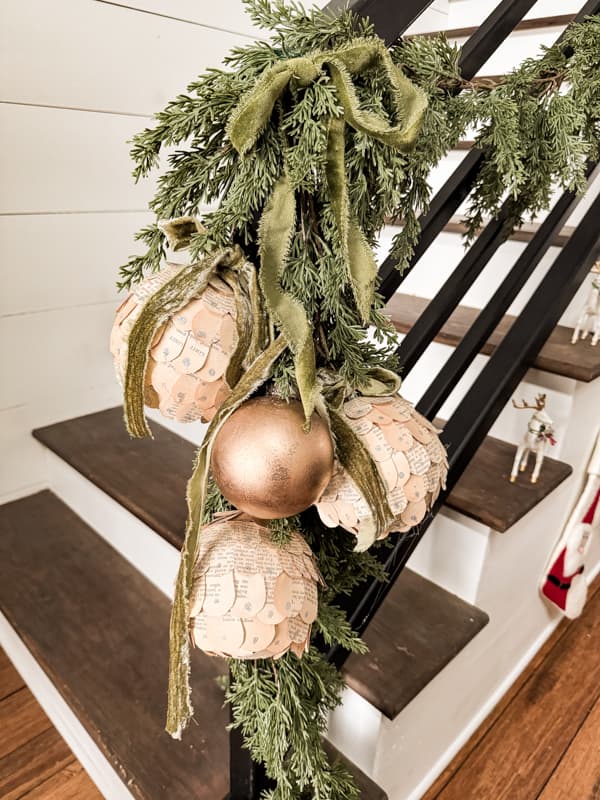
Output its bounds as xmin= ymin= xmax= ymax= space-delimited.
xmin=210 ymin=397 xmax=335 ymax=519
xmin=189 ymin=511 xmax=323 ymax=659
xmin=316 ymin=395 xmax=448 ymax=551
xmin=110 ymin=264 xmax=239 ymax=424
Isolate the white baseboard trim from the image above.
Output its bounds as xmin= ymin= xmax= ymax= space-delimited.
xmin=0 ymin=611 xmax=133 ymax=800
xmin=406 ymin=557 xmax=600 ymax=800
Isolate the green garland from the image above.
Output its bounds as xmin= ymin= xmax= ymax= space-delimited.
xmin=117 ymin=2 xmax=600 ymax=798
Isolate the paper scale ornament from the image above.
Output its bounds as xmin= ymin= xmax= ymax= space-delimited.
xmin=110 ymin=263 xmax=238 ymax=423
xmin=189 ymin=512 xmax=324 ymax=659
xmin=317 ymin=396 xmax=448 ymax=551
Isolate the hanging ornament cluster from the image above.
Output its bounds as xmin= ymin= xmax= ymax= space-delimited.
xmin=110 ymin=264 xmax=239 ymax=424
xmin=210 ymin=397 xmax=335 ymax=518
xmin=189 ymin=512 xmax=323 ymax=659
xmin=317 ymin=395 xmax=448 ymax=551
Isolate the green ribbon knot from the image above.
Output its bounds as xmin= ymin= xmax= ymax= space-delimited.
xmin=226 ymin=37 xmax=426 ymax=423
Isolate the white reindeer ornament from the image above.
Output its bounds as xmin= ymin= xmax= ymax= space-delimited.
xmin=571 ymin=260 xmax=600 ymax=346
xmin=510 ymin=394 xmax=556 ymax=484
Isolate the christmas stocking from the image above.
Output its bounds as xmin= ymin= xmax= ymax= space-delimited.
xmin=541 ymin=430 xmax=600 ymax=619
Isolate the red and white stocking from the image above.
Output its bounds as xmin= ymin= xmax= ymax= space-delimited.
xmin=541 ymin=431 xmax=600 ymax=619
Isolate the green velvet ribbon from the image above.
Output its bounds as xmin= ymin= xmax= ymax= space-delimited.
xmin=258 ymin=174 xmax=318 ymax=426
xmin=329 ymin=408 xmax=395 ymax=551
xmin=166 ymin=336 xmax=287 ymax=738
xmin=227 ymin=39 xmax=427 ymax=155
xmin=227 ymin=37 xmax=426 ymax=423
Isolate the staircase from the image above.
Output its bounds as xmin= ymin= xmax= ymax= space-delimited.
xmin=1 ymin=1 xmax=600 ymax=799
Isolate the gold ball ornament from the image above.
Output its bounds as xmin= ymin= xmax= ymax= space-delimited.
xmin=316 ymin=395 xmax=448 ymax=551
xmin=189 ymin=511 xmax=324 ymax=659
xmin=110 ymin=264 xmax=239 ymax=423
xmin=210 ymin=397 xmax=335 ymax=519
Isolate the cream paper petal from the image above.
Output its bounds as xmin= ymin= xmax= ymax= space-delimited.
xmin=256 ymin=602 xmax=286 ymax=625
xmin=287 ymin=616 xmax=310 ymax=644
xmin=172 ymin=337 xmax=210 ymax=374
xmin=206 ymin=613 xmax=245 ymax=651
xmin=344 ymin=397 xmax=372 ymax=419
xmin=197 ymin=346 xmax=229 ymax=382
xmin=192 ymin=306 xmax=223 ymax=343
xmin=170 ymin=372 xmax=199 ymax=404
xmin=231 ymin=573 xmax=267 ymax=617
xmin=404 ymin=474 xmax=426 ymax=503
xmin=406 ymin=442 xmax=431 ymax=476
xmin=273 ymin=572 xmax=294 ymax=617
xmin=172 ymin=298 xmax=206 ymax=333
xmin=241 ymin=618 xmax=275 ymax=653
xmin=400 ymin=498 xmax=428 ymax=527
xmin=382 ymin=423 xmax=414 ymax=451
xmin=392 ymin=451 xmax=411 ymax=487
xmin=203 ymin=572 xmax=236 ymax=616
xmin=299 ymin=582 xmax=318 ymax=624
xmin=405 ymin=418 xmax=433 ymax=444
xmin=190 ymin=614 xmax=210 ymax=650
xmin=317 ymin=502 xmax=340 ymax=528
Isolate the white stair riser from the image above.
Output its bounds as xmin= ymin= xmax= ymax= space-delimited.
xmin=375 ymin=508 xmax=600 ymax=800
xmin=44 ymin=449 xmax=180 ymax=597
xmin=0 ymin=613 xmax=134 ymax=800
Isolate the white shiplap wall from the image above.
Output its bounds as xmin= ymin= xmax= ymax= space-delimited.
xmin=0 ymin=0 xmax=262 ymax=502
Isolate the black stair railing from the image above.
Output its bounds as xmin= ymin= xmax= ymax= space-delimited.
xmin=418 ymin=160 xmax=600 ymax=420
xmin=378 ymin=0 xmax=600 ymax=300
xmin=391 ymin=0 xmax=600 ymax=375
xmin=228 ymin=0 xmax=600 ymax=795
xmin=326 ymin=192 xmax=600 ymax=662
xmin=323 ymin=0 xmax=600 ymax=669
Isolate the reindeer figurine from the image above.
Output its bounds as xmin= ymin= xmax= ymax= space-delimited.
xmin=571 ymin=260 xmax=600 ymax=346
xmin=510 ymin=394 xmax=556 ymax=484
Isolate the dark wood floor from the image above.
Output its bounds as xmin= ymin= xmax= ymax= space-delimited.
xmin=424 ymin=577 xmax=600 ymax=800
xmin=0 ymin=650 xmax=101 ymax=800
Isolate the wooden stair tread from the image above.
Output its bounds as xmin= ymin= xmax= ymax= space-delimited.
xmin=445 ymin=434 xmax=572 ymax=533
xmin=345 ymin=569 xmax=488 ymax=719
xmin=386 ymin=215 xmax=574 ymax=247
xmin=33 ymin=405 xmax=573 ymax=532
xmin=0 ymin=491 xmax=386 ymax=800
xmin=386 ymin=293 xmax=600 ymax=383
xmin=443 ymin=217 xmax=574 ymax=247
xmin=0 ymin=490 xmax=228 ymax=800
xmin=34 ymin=409 xmax=194 ymax=550
xmin=409 ymin=13 xmax=575 ymax=40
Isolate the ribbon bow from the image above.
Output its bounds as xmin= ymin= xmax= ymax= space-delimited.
xmin=226 ymin=38 xmax=427 ymax=423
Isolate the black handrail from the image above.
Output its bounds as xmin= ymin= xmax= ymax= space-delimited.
xmin=443 ymin=192 xmax=600 ymax=480
xmin=378 ymin=0 xmax=600 ymax=301
xmin=327 ymin=191 xmax=600 ymax=664
xmin=418 ymin=160 xmax=600 ymax=419
xmin=324 ymin=0 xmax=600 ymax=668
xmin=325 ymin=0 xmax=436 ymax=43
